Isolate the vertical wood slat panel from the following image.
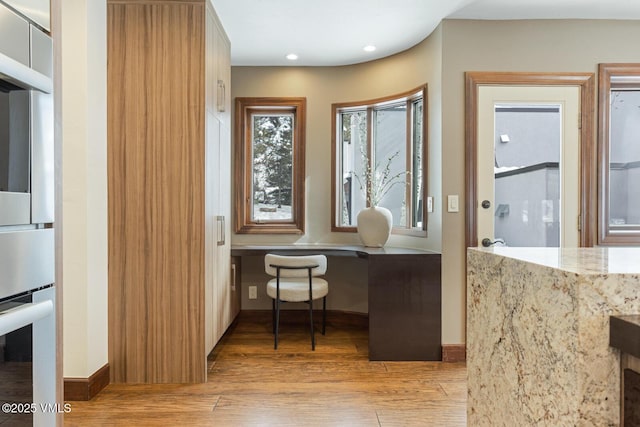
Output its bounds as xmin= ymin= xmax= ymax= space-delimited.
xmin=107 ymin=0 xmax=206 ymax=383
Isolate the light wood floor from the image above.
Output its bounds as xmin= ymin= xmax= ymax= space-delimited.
xmin=65 ymin=311 xmax=467 ymax=426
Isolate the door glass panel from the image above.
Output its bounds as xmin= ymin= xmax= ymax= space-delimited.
xmin=493 ymin=104 xmax=561 ymax=247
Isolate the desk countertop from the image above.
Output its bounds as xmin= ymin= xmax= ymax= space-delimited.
xmin=610 ymin=315 xmax=640 ymax=359
xmin=231 ymin=244 xmax=440 ymax=257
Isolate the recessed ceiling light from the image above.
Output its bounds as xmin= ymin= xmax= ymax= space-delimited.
xmin=363 ymin=45 xmax=376 ymax=52
xmin=286 ymin=53 xmax=298 ymax=60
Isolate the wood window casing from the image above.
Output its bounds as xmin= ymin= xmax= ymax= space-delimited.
xmin=331 ymin=85 xmax=428 ymax=236
xmin=598 ymin=63 xmax=640 ymax=245
xmin=234 ymin=97 xmax=306 ymax=234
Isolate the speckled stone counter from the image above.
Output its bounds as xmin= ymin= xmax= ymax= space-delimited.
xmin=467 ymin=247 xmax=640 ymax=427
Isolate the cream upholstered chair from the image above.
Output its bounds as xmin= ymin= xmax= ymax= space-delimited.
xmin=264 ymin=254 xmax=328 ymax=350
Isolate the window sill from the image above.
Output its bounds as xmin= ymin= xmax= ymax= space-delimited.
xmin=235 ymin=223 xmax=304 ymax=234
xmin=331 ymin=226 xmax=427 ymax=238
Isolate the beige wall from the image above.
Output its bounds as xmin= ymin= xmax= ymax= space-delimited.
xmin=440 ymin=19 xmax=640 ymax=345
xmin=61 ymin=0 xmax=108 ymax=378
xmin=54 ymin=9 xmax=640 ymax=366
xmin=232 ymin=18 xmax=640 ymax=345
xmin=57 ymin=14 xmax=640 ymax=362
xmin=232 ymin=28 xmax=443 ymax=250
xmin=56 ymin=12 xmax=639 ymax=362
xmin=231 ymin=27 xmax=444 ymax=314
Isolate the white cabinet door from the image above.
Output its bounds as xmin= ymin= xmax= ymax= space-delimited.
xmin=207 ymin=118 xmax=232 ymax=347
xmin=204 ymin=112 xmax=220 ymax=355
xmin=205 ymin=4 xmax=233 ymax=352
xmin=213 ymin=14 xmax=231 ymax=125
xmin=216 ymin=123 xmax=232 ymax=335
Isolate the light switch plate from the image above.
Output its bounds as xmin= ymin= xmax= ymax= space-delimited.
xmin=447 ymin=195 xmax=459 ymax=213
xmin=427 ymin=196 xmax=433 ymax=213
xmin=248 ymin=285 xmax=257 ymax=299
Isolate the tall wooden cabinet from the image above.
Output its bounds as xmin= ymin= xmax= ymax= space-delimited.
xmin=107 ymin=0 xmax=236 ymax=383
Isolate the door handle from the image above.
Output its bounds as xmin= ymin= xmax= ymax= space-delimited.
xmin=221 ymin=216 xmax=225 ymax=245
xmin=231 ymin=263 xmax=236 ymax=291
xmin=481 ymin=238 xmax=505 ymax=247
xmin=217 ymin=79 xmax=225 ymax=112
xmin=217 ymin=215 xmax=225 ymax=246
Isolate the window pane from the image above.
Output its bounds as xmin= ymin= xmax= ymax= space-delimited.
xmin=412 ymin=99 xmax=424 ymax=228
xmin=609 ymin=89 xmax=640 ymax=230
xmin=251 ymin=114 xmax=294 ymax=221
xmin=332 ymin=87 xmax=426 ymax=234
xmin=338 ymin=110 xmax=367 ymax=227
xmin=374 ymin=103 xmax=407 ymax=227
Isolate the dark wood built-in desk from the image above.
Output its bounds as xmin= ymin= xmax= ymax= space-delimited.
xmin=231 ymin=245 xmax=442 ymax=361
xmin=610 ymin=315 xmax=640 ymax=426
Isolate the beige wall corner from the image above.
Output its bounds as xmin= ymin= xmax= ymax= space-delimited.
xmin=61 ymin=0 xmax=108 ymax=380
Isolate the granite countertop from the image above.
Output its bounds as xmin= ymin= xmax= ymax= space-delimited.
xmin=469 ymin=247 xmax=640 ymax=275
xmin=610 ymin=315 xmax=640 ymax=359
xmin=467 ymin=247 xmax=640 ymax=425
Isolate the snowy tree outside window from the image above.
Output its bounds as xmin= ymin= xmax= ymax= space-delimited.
xmin=251 ymin=113 xmax=294 ymax=221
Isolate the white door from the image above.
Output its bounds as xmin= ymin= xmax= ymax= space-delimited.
xmin=477 ymin=86 xmax=580 ymax=247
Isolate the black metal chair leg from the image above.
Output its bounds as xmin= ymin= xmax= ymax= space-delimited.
xmin=309 ymin=299 xmax=315 ymax=351
xmin=322 ymin=296 xmax=326 ymax=335
xmin=275 ymin=298 xmax=280 ymax=350
xmin=272 ymin=298 xmax=276 ymax=334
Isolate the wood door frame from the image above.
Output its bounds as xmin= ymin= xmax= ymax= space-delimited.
xmin=465 ymin=72 xmax=596 ymax=248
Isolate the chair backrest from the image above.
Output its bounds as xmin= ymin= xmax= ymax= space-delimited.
xmin=264 ymin=254 xmax=327 ymax=278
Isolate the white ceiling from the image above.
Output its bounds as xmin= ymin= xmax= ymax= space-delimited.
xmin=211 ymin=0 xmax=640 ymax=67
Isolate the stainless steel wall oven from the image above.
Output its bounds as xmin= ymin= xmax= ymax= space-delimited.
xmin=0 ymin=1 xmax=53 ymax=227
xmin=0 ymin=1 xmax=56 ymax=425
xmin=0 ymin=284 xmax=55 ymax=426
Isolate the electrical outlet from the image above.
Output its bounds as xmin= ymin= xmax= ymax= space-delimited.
xmin=248 ymin=285 xmax=257 ymax=300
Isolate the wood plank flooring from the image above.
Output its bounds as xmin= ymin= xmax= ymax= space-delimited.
xmin=65 ymin=311 xmax=467 ymax=426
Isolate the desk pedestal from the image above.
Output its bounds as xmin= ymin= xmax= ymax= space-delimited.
xmin=231 ymin=245 xmax=442 ymax=361
xmin=366 ymin=252 xmax=441 ymax=360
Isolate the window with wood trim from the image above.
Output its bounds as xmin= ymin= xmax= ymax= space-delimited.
xmin=331 ymin=86 xmax=427 ymax=235
xmin=598 ymin=64 xmax=640 ymax=245
xmin=234 ymin=98 xmax=306 ymax=234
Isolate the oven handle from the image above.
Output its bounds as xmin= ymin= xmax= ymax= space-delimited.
xmin=0 ymin=51 xmax=52 ymax=94
xmin=0 ymin=300 xmax=53 ymax=336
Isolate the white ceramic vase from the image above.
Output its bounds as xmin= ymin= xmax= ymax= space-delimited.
xmin=357 ymin=206 xmax=392 ymax=247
